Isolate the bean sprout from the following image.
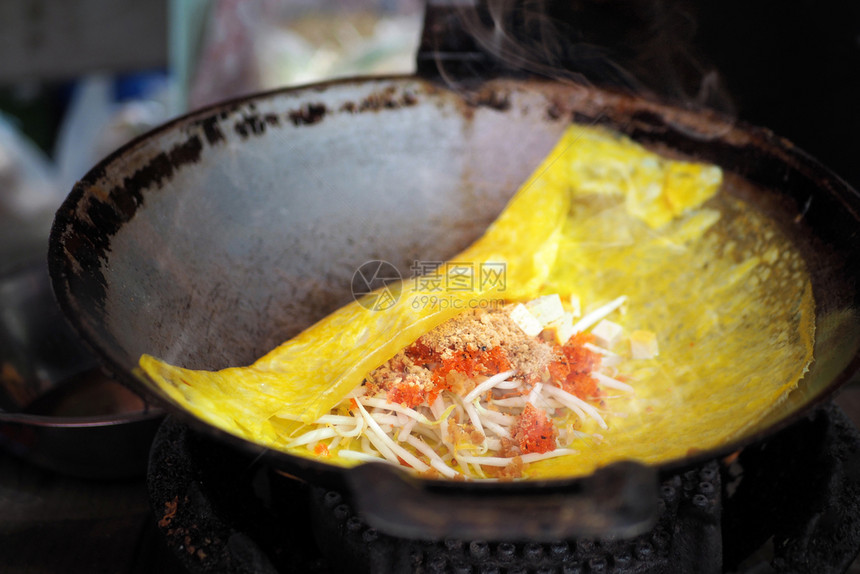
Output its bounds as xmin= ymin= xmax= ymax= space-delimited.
xmin=285 ymin=293 xmax=644 ymax=479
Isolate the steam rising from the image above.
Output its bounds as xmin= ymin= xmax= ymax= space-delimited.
xmin=421 ymin=0 xmax=735 ymax=113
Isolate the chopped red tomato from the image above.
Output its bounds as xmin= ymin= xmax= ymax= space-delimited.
xmin=387 ymin=342 xmax=512 ymax=408
xmin=386 ymin=381 xmax=427 ymax=408
xmin=435 ymin=345 xmax=511 ymax=383
xmin=513 ymin=403 xmax=557 ymax=454
xmin=481 ymin=346 xmax=513 ymax=374
xmin=405 ymin=340 xmax=437 ymax=364
xmin=407 ymin=341 xmax=511 ymax=384
xmin=548 ymin=332 xmax=602 ymax=399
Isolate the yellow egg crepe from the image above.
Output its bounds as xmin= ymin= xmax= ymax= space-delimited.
xmin=139 ymin=124 xmax=814 ymax=480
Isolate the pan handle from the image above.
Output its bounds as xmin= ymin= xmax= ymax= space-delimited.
xmin=345 ymin=460 xmax=659 ymax=541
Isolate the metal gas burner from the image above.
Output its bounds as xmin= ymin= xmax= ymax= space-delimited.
xmin=147 ymin=402 xmax=860 ymax=574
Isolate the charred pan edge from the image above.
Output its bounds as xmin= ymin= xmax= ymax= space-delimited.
xmin=53 ymin=136 xmax=204 ymax=292
xmin=49 ymin=78 xmax=434 ymax=290
xmin=49 ymin=134 xmax=206 ymax=371
xmin=234 ymin=103 xmax=283 ymax=137
xmin=46 ymin=77 xmax=438 ymax=378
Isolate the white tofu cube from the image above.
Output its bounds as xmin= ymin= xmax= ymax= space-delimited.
xmin=508 ymin=303 xmax=543 ymax=337
xmin=525 ymin=294 xmax=565 ymax=326
xmin=591 ymin=319 xmax=624 ymax=348
xmin=545 ymin=312 xmax=575 ymax=345
xmin=630 ymin=330 xmax=659 ymax=359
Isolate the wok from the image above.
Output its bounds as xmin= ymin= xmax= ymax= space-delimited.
xmin=48 ymin=76 xmax=860 ymax=540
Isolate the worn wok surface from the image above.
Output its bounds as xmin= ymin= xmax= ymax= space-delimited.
xmin=48 ymin=77 xmax=860 ymax=539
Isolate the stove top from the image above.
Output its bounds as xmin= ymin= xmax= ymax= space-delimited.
xmin=147 ymin=402 xmax=860 ymax=573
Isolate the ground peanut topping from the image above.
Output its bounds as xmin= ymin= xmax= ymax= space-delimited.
xmin=280 ymin=294 xmax=644 ymax=480
xmin=366 ymin=308 xmax=555 ymax=407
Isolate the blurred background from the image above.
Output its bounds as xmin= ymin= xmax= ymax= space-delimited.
xmin=0 ymin=0 xmax=426 ymax=274
xmin=0 ymin=2 xmax=424 ymax=570
xmin=0 ymin=1 xmax=858 ymax=571
xmin=1 ymin=0 xmax=858 ymax=276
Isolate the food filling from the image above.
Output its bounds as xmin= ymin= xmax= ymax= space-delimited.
xmin=278 ymin=294 xmax=651 ymax=480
